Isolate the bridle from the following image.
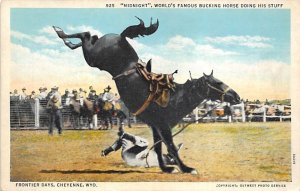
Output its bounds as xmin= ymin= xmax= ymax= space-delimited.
xmin=206 ymin=82 xmax=231 ymax=102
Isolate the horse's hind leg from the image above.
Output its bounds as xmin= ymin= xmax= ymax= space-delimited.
xmin=63 ymin=40 xmax=82 ymax=50
xmin=53 ymin=26 xmax=89 ymax=49
xmin=53 ymin=26 xmax=89 ymax=39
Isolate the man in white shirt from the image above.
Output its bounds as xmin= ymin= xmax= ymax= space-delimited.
xmin=38 ymin=87 xmax=48 ymax=100
xmin=20 ymin=87 xmax=28 ymax=100
xmin=102 ymin=131 xmax=183 ymax=167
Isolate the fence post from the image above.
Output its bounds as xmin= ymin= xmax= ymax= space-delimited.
xmin=241 ymin=102 xmax=246 ymax=122
xmin=263 ymin=106 xmax=266 ymax=122
xmin=34 ymin=98 xmax=40 ymax=128
xmin=93 ymin=114 xmax=98 ymax=129
xmin=194 ymin=107 xmax=199 ymax=124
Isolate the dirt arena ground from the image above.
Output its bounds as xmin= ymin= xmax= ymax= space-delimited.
xmin=11 ymin=122 xmax=291 ymax=182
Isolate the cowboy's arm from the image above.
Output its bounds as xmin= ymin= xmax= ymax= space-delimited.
xmin=102 ymin=139 xmax=122 ymax=156
xmin=46 ymin=100 xmax=52 ymax=109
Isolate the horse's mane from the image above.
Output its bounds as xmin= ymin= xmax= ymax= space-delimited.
xmin=162 ymin=77 xmax=206 ymax=127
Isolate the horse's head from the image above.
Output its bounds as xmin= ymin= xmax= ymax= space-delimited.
xmin=202 ymin=70 xmax=241 ymax=105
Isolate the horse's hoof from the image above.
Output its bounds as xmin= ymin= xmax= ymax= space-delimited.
xmin=53 ymin=26 xmax=65 ymax=38
xmin=53 ymin=26 xmax=63 ymax=32
xmin=162 ymin=167 xmax=178 ymax=174
xmin=190 ymin=169 xmax=198 ymax=175
xmin=183 ymin=167 xmax=198 ymax=175
xmin=171 ymin=168 xmax=179 ymax=174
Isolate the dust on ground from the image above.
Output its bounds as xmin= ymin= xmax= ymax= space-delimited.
xmin=11 ymin=122 xmax=291 ymax=182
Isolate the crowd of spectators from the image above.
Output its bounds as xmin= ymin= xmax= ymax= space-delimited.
xmin=10 ymin=85 xmax=120 ymax=104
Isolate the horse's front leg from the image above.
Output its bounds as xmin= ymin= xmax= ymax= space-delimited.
xmin=155 ymin=124 xmax=198 ymax=174
xmin=152 ymin=127 xmax=177 ymax=173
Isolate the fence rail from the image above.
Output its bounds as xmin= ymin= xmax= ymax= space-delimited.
xmin=10 ymin=98 xmax=142 ymax=130
xmin=10 ymin=98 xmax=291 ymax=130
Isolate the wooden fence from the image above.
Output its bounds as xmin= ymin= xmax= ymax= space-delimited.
xmin=10 ymin=98 xmax=291 ymax=130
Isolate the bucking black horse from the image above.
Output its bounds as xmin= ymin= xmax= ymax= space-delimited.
xmin=54 ymin=17 xmax=240 ymax=174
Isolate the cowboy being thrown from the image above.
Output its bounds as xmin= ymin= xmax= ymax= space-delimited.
xmin=101 ymin=130 xmax=183 ymax=168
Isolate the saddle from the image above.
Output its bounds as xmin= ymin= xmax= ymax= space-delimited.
xmin=133 ymin=61 xmax=176 ymax=115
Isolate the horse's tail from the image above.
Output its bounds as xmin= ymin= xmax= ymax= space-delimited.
xmin=121 ymin=16 xmax=159 ymax=39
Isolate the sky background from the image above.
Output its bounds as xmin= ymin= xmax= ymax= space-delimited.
xmin=10 ymin=8 xmax=290 ymax=100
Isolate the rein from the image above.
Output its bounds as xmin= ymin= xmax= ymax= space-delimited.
xmin=144 ymin=101 xmax=223 ymax=168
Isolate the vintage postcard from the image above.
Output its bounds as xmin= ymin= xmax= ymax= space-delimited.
xmin=1 ymin=0 xmax=300 ymax=190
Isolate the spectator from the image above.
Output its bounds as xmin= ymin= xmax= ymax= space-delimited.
xmin=102 ymin=85 xmax=114 ymax=102
xmin=62 ymin=89 xmax=71 ymax=106
xmin=38 ymin=87 xmax=47 ymax=100
xmin=46 ymin=93 xmax=63 ymax=135
xmin=11 ymin=89 xmax=20 ymax=101
xmin=72 ymin=89 xmax=83 ymax=106
xmin=12 ymin=89 xmax=19 ymax=97
xmin=62 ymin=89 xmax=71 ymax=99
xmin=88 ymin=89 xmax=98 ymax=101
xmin=72 ymin=89 xmax=79 ymax=100
xmin=88 ymin=86 xmax=94 ymax=98
xmin=46 ymin=87 xmax=55 ymax=100
xmin=79 ymin=88 xmax=87 ymax=99
xmin=29 ymin=91 xmax=37 ymax=99
xmin=38 ymin=87 xmax=43 ymax=94
xmin=224 ymin=103 xmax=232 ymax=122
xmin=20 ymin=87 xmax=28 ymax=100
